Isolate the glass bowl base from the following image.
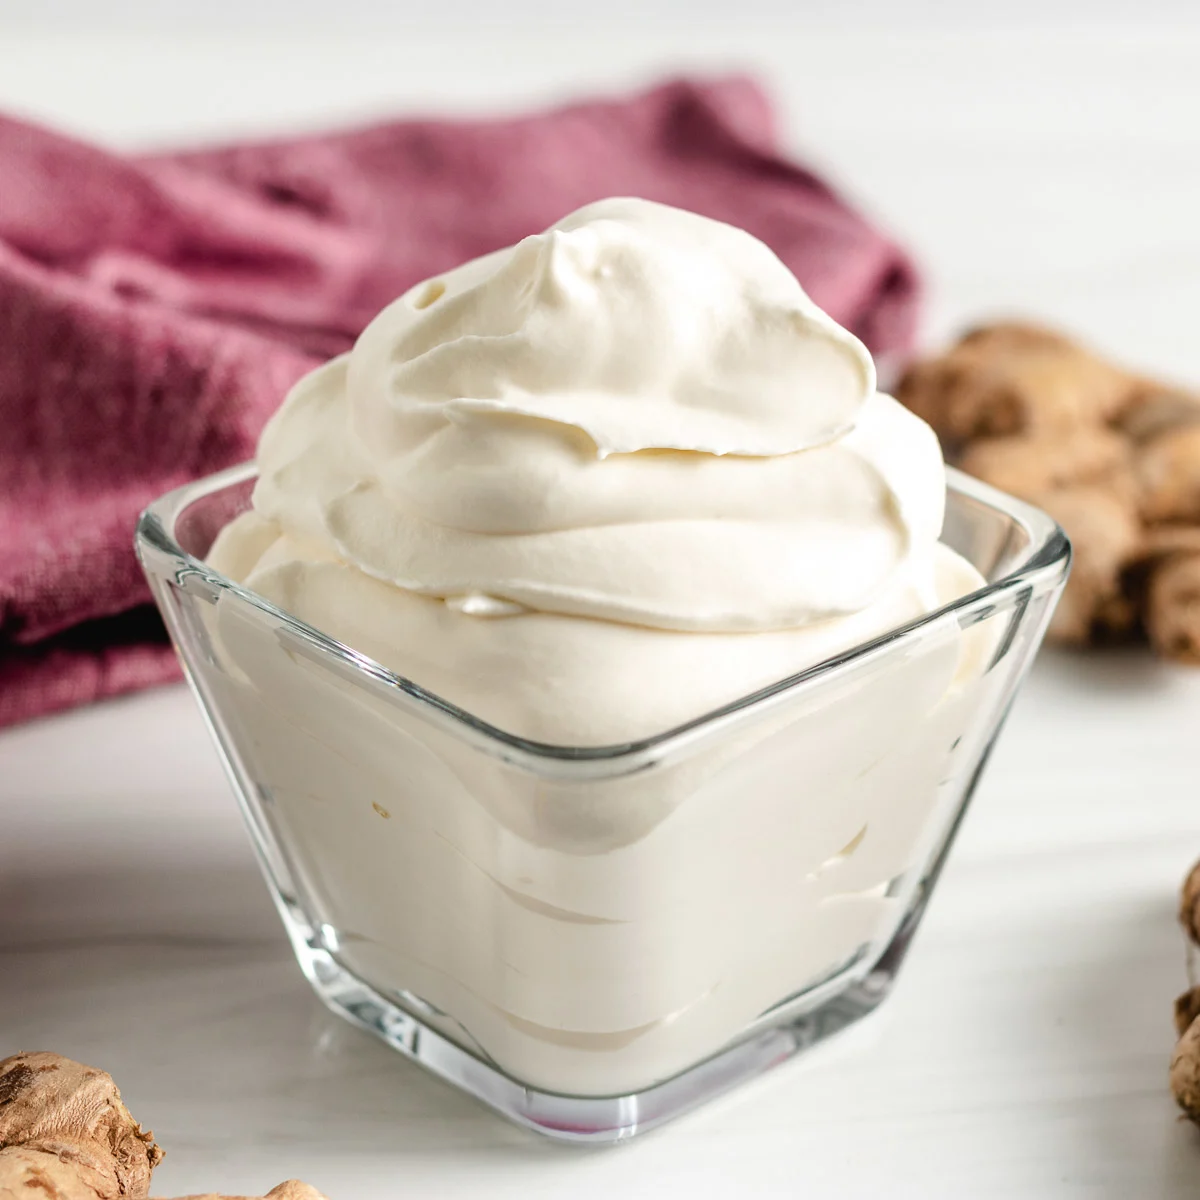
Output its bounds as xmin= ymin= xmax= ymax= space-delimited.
xmin=276 ymin=886 xmax=929 ymax=1144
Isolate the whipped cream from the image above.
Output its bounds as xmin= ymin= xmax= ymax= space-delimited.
xmin=199 ymin=198 xmax=997 ymax=1096
xmin=211 ymin=197 xmax=970 ymax=745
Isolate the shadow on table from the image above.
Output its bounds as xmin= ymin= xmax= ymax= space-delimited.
xmin=1034 ymin=644 xmax=1189 ymax=697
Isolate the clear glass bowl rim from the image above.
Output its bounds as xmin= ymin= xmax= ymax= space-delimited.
xmin=136 ymin=462 xmax=1070 ymax=772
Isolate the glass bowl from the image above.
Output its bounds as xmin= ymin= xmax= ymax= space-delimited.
xmin=136 ymin=464 xmax=1068 ymax=1143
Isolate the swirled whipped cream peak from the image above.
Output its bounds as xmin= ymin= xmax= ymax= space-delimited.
xmin=350 ymin=196 xmax=875 ymax=461
xmin=210 ymin=197 xmax=981 ymax=744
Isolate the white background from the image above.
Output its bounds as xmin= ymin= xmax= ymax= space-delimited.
xmin=7 ymin=1 xmax=1200 ymax=28
xmin=2 ymin=5 xmax=1200 ymax=1198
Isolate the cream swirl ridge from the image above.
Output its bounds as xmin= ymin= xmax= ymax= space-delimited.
xmin=244 ymin=198 xmax=946 ymax=634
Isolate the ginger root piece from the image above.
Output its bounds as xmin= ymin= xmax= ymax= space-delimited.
xmin=898 ymin=321 xmax=1131 ymax=450
xmin=1173 ymin=859 xmax=1200 ymax=1125
xmin=898 ymin=322 xmax=1200 ymax=662
xmin=0 ymin=1051 xmax=162 ymax=1200
xmin=1176 ymin=988 xmax=1200 ymax=1039
xmin=1142 ymin=525 xmax=1200 ymax=559
xmin=170 ymin=1186 xmax=326 ymax=1200
xmin=956 ymin=426 xmax=1134 ymax=502
xmin=1028 ymin=486 xmax=1143 ymax=645
xmin=0 ymin=1053 xmax=327 ymax=1200
xmin=1119 ymin=384 xmax=1200 ymax=445
xmin=1136 ymin=424 xmax=1200 ymax=525
xmin=1172 ymin=1013 xmax=1200 ymax=1124
xmin=1145 ymin=553 xmax=1200 ymax=665
xmin=1181 ymin=860 xmax=1200 ymax=948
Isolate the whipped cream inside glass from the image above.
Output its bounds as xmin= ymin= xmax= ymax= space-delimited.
xmin=175 ymin=198 xmax=1049 ymax=1111
xmin=210 ymin=197 xmax=982 ymax=745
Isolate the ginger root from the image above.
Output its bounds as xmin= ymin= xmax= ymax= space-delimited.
xmin=0 ymin=1052 xmax=162 ymax=1200
xmin=1176 ymin=988 xmax=1200 ymax=1039
xmin=1173 ymin=859 xmax=1200 ymax=1126
xmin=169 ymin=1188 xmax=324 ymax=1200
xmin=0 ymin=1054 xmax=326 ymax=1200
xmin=1146 ymin=552 xmax=1200 ymax=665
xmin=898 ymin=323 xmax=1200 ymax=661
xmin=1182 ymin=860 xmax=1200 ymax=949
xmin=1134 ymin=415 xmax=1200 ymax=525
xmin=1173 ymin=1018 xmax=1200 ymax=1125
xmin=899 ymin=322 xmax=1131 ymax=445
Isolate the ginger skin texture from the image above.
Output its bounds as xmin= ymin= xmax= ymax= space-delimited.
xmin=1182 ymin=859 xmax=1200 ymax=948
xmin=1173 ymin=861 xmax=1200 ymax=1126
xmin=897 ymin=323 xmax=1200 ymax=661
xmin=1173 ymin=1005 xmax=1200 ymax=1125
xmin=0 ymin=1054 xmax=326 ymax=1200
xmin=1176 ymin=988 xmax=1200 ymax=1040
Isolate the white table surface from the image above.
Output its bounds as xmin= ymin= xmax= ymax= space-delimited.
xmin=3 ymin=15 xmax=1200 ymax=1198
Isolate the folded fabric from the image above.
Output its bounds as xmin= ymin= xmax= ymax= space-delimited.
xmin=0 ymin=75 xmax=921 ymax=729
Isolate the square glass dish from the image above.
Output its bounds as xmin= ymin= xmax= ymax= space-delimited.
xmin=136 ymin=464 xmax=1068 ymax=1143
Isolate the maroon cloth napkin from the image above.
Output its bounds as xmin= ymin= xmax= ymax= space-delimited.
xmin=0 ymin=76 xmax=920 ymax=729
